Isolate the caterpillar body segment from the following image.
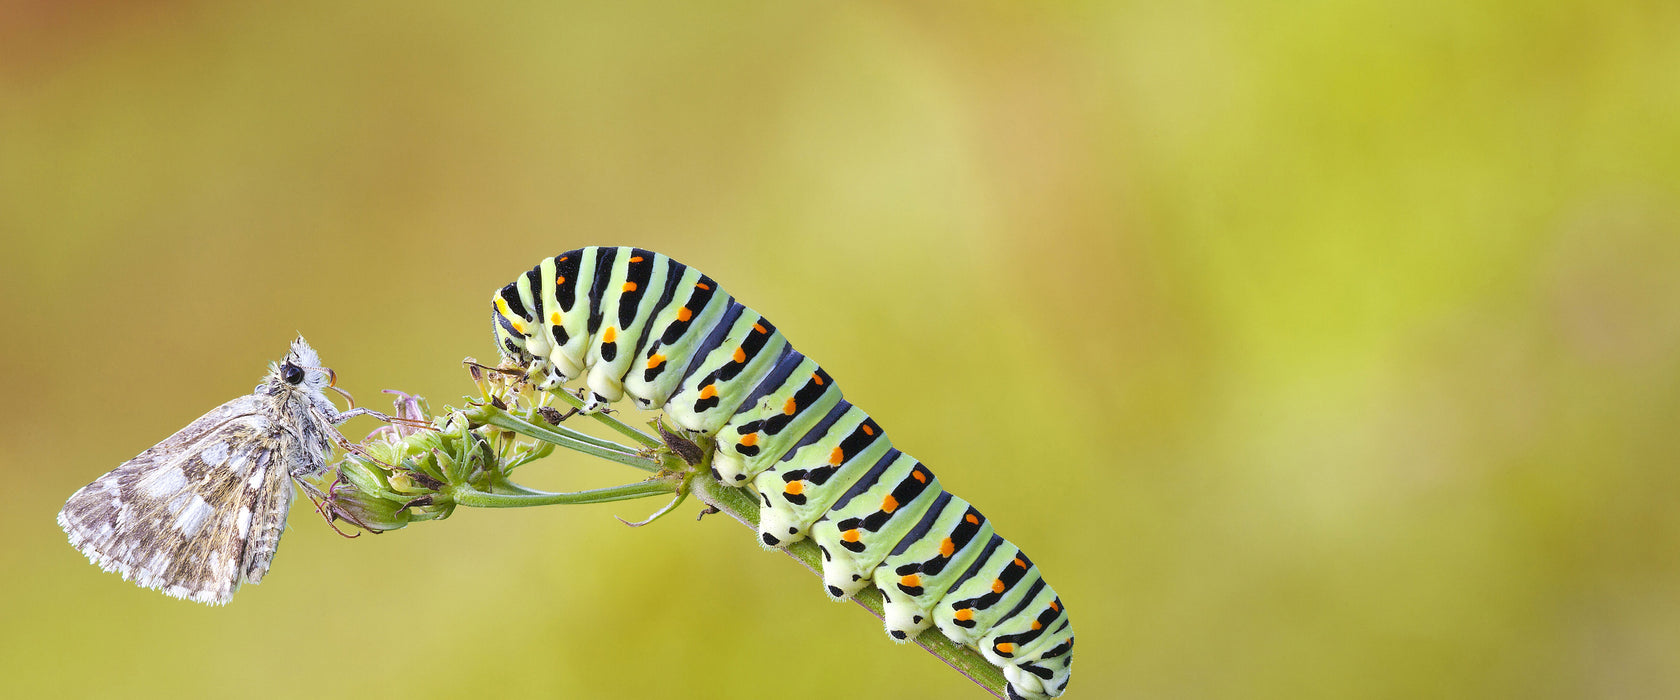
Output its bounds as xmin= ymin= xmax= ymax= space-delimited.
xmin=580 ymin=249 xmax=672 ymax=408
xmin=545 ymin=250 xmax=598 ymax=383
xmin=808 ymin=452 xmax=944 ymax=600
xmin=491 ymin=246 xmax=1074 ymax=699
xmin=662 ymin=307 xmax=789 ymax=434
xmin=623 ymin=264 xmax=731 ymax=411
xmin=874 ymin=494 xmax=998 ymax=640
xmin=711 ymin=352 xmax=843 ymax=485
xmin=752 ymin=401 xmax=894 ymax=551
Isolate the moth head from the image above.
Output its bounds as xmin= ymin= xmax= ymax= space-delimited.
xmin=274 ymin=336 xmax=336 ymax=392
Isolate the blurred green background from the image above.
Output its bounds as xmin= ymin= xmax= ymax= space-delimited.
xmin=3 ymin=1 xmax=1677 ymax=698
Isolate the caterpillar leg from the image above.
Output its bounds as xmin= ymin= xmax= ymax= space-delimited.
xmin=579 ymin=387 xmax=614 ymax=413
xmin=582 ymin=365 xmax=628 ymax=412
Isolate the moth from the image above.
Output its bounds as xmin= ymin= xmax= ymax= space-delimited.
xmin=57 ymin=337 xmax=381 ymax=604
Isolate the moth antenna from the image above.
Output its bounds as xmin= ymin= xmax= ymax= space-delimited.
xmin=296 ymin=362 xmax=357 ymax=408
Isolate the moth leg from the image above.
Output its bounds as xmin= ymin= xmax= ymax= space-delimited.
xmin=332 ymin=407 xmax=395 ymax=425
xmin=292 ymin=472 xmax=329 ymax=501
xmin=323 ymin=426 xmax=405 ymax=472
xmin=292 ymin=474 xmax=364 ymax=538
xmin=336 ymin=405 xmax=432 ymax=432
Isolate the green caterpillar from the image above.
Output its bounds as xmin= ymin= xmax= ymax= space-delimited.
xmin=492 ymin=247 xmax=1073 ymax=699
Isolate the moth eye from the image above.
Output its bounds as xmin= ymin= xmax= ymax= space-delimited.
xmin=281 ymin=362 xmax=305 ymax=385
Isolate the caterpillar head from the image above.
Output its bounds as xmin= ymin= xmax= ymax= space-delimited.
xmin=491 ymin=284 xmax=537 ymax=367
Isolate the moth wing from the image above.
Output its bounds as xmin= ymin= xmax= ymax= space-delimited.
xmin=57 ymin=393 xmax=287 ymax=605
xmin=239 ymin=427 xmax=301 ymax=586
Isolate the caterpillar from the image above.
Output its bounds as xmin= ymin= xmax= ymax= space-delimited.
xmin=491 ymin=247 xmax=1073 ymax=699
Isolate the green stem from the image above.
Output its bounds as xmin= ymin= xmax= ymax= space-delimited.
xmin=487 ymin=477 xmax=553 ymax=497
xmin=548 ymin=389 xmax=661 ymax=449
xmin=472 ymin=405 xmax=660 ymax=473
xmin=450 ymin=478 xmax=678 ymax=508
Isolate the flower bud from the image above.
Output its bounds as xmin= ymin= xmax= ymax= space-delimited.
xmin=327 ymin=485 xmax=411 ymax=533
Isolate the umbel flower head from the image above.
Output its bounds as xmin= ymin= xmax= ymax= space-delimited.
xmin=325 ymin=391 xmax=464 ymax=533
xmin=321 ymin=382 xmax=592 ymax=535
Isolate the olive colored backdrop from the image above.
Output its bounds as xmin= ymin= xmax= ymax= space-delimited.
xmin=3 ymin=2 xmax=1677 ymax=698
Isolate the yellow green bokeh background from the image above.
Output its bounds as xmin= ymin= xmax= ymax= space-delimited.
xmin=3 ymin=2 xmax=1677 ymax=698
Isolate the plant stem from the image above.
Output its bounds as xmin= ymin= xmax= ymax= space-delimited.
xmin=548 ymin=389 xmax=662 ymax=449
xmin=450 ymin=478 xmax=678 ymax=508
xmin=472 ymin=405 xmax=660 ymax=473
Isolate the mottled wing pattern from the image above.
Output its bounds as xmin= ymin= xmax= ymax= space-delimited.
xmin=57 ymin=395 xmax=287 ymax=605
xmin=240 ymin=425 xmax=300 ymax=586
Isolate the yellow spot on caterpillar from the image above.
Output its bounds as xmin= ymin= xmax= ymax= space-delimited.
xmin=622 ymin=282 xmax=638 ymax=292
xmin=512 ymin=320 xmax=526 ymax=333
xmin=812 ymin=372 xmax=824 ymax=385
xmin=784 ymin=481 xmax=804 ymax=496
xmin=647 ymin=354 xmax=666 ymax=369
xmin=739 ymin=432 xmax=758 ymax=447
xmin=954 ymin=608 xmax=973 ymax=621
xmin=991 ymin=579 xmax=1006 ymax=594
xmin=828 ymin=447 xmax=844 ymax=465
xmin=699 ymin=385 xmax=718 ymax=400
xmin=550 ymin=312 xmax=562 ymax=325
xmin=939 ymin=537 xmax=955 ymax=557
xmin=602 ymin=327 xmax=617 ymax=343
xmin=1050 ymin=600 xmax=1061 ymax=612
xmin=559 ymin=255 xmax=569 ymax=262
xmin=841 ymin=529 xmax=860 ymax=543
xmin=881 ymin=495 xmax=898 ymax=513
xmin=900 ymin=574 xmax=920 ymax=588
xmin=556 ymin=275 xmax=566 ymax=284
xmin=696 ymin=282 xmax=711 ymax=290
xmin=1031 ymin=620 xmax=1043 ymax=631
xmin=732 ymin=347 xmax=746 ymax=363
xmin=996 ymin=642 xmax=1015 ymax=654
xmin=861 ymin=424 xmax=874 ymax=436
xmin=1013 ymin=557 xmax=1026 ymax=569
xmin=911 ymin=469 xmax=928 ymax=483
xmin=677 ymin=307 xmax=692 ymax=322
xmin=783 ymin=398 xmax=798 ymax=415
xmin=965 ymin=514 xmax=980 ymax=525
xmin=630 ymin=256 xmax=644 ymax=263
xmin=753 ymin=322 xmax=766 ymax=333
